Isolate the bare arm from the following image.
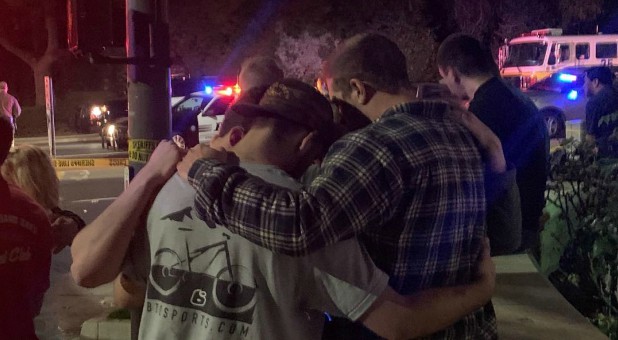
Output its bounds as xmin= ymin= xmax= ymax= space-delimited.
xmin=71 ymin=141 xmax=183 ymax=287
xmin=113 ymin=274 xmax=146 ymax=309
xmin=361 ymin=238 xmax=495 ymax=339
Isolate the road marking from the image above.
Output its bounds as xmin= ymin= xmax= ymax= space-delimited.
xmin=53 ymin=158 xmax=128 ymax=169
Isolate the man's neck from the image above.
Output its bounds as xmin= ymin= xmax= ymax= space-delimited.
xmin=594 ymin=85 xmax=613 ymax=97
xmin=366 ymin=90 xmax=417 ymax=122
xmin=231 ymin=137 xmax=288 ymax=171
xmin=462 ymin=75 xmax=494 ymax=102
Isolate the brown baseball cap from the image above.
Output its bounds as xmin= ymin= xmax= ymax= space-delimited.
xmin=231 ymin=78 xmax=342 ymax=144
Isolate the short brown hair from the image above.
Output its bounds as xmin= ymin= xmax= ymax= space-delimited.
xmin=325 ymin=33 xmax=410 ymax=97
xmin=238 ymin=56 xmax=284 ymax=90
xmin=437 ymin=34 xmax=498 ymax=77
xmin=586 ymin=66 xmax=614 ymax=86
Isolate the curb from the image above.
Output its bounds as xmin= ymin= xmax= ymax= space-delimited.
xmin=81 ymin=318 xmax=131 ymax=340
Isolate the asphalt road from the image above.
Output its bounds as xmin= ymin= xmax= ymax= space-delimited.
xmin=15 ymin=133 xmax=127 ymax=158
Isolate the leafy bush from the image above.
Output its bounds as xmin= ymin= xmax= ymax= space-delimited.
xmin=544 ymin=139 xmax=618 ymax=339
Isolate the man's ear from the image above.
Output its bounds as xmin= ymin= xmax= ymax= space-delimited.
xmin=593 ymin=78 xmax=601 ymax=88
xmin=349 ymin=79 xmax=370 ymax=105
xmin=228 ymin=126 xmax=245 ymax=146
xmin=450 ymin=67 xmax=462 ymax=84
xmin=297 ymin=131 xmax=321 ymax=161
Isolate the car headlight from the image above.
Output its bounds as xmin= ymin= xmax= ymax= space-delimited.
xmin=107 ymin=124 xmax=116 ymax=136
xmin=91 ymin=106 xmax=102 ymax=117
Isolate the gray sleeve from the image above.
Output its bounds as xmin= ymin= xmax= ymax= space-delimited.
xmin=122 ymin=227 xmax=151 ymax=284
xmin=302 ymin=238 xmax=390 ymax=321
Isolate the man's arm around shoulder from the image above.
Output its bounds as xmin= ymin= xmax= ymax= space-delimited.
xmin=360 ymin=238 xmax=495 ymax=339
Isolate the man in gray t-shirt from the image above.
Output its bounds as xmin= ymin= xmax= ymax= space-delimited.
xmin=124 ymin=167 xmax=388 ymax=339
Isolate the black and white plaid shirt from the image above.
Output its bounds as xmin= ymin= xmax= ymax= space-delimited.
xmin=188 ymin=100 xmax=497 ymax=339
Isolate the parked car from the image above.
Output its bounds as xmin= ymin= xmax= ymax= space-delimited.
xmin=525 ymin=66 xmax=618 ymax=138
xmin=75 ymin=98 xmax=128 ymax=133
xmin=524 ymin=67 xmax=589 ymax=138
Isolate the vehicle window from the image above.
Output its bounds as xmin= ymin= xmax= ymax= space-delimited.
xmin=203 ymin=97 xmax=234 ymax=117
xmin=559 ymin=44 xmax=570 ymax=62
xmin=172 ymin=97 xmax=206 ymax=117
xmin=549 ymin=43 xmax=571 ymax=64
xmin=504 ymin=43 xmax=548 ymax=67
xmin=576 ymin=43 xmax=590 ymax=60
xmin=596 ymin=43 xmax=618 ymax=59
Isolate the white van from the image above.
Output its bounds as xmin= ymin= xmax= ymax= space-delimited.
xmin=499 ymin=28 xmax=618 ymax=89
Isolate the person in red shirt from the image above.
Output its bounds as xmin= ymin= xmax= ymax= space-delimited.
xmin=0 ymin=116 xmax=52 ymax=339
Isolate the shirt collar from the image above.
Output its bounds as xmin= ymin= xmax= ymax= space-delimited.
xmin=469 ymin=77 xmax=501 ymax=104
xmin=380 ymin=100 xmax=452 ymax=121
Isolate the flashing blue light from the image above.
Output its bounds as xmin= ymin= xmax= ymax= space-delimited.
xmin=205 ymin=86 xmax=213 ymax=95
xmin=558 ymin=73 xmax=578 ymax=83
xmin=567 ymin=89 xmax=578 ymax=100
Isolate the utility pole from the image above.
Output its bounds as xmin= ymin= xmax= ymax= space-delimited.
xmin=125 ymin=1 xmax=170 ymax=338
xmin=126 ymin=0 xmax=171 ymax=175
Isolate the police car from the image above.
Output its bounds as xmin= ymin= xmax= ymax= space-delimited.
xmin=101 ymin=83 xmax=239 ymax=150
xmin=172 ymin=83 xmax=240 ymax=147
xmin=524 ymin=67 xmax=588 ymax=138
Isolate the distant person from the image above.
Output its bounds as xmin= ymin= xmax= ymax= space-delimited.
xmin=0 ymin=116 xmax=53 ymax=340
xmin=0 ymin=81 xmax=21 ymax=147
xmin=584 ymin=66 xmax=618 ymax=156
xmin=438 ymin=33 xmax=548 ymax=252
xmin=237 ymin=56 xmax=284 ymax=91
xmin=1 ymin=144 xmax=86 ymax=338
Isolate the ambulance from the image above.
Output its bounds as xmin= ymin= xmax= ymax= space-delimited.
xmin=499 ymin=28 xmax=618 ymax=89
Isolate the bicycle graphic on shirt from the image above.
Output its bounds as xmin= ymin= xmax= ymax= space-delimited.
xmin=149 ymin=232 xmax=257 ymax=316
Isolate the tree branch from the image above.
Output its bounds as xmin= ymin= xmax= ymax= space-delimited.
xmin=0 ymin=35 xmax=37 ymax=67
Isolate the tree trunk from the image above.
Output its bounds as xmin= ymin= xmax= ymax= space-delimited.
xmin=33 ymin=48 xmax=60 ymax=106
xmin=0 ymin=3 xmax=64 ymax=107
xmin=33 ymin=63 xmax=49 ymax=107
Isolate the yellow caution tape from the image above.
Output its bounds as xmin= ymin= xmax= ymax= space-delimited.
xmin=53 ymin=158 xmax=128 ymax=169
xmin=129 ymin=139 xmax=158 ymax=163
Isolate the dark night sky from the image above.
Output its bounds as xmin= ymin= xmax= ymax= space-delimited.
xmin=2 ymin=0 xmax=618 ymax=107
xmin=0 ymin=46 xmax=36 ymax=105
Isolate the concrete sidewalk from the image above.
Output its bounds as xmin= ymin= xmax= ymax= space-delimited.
xmin=494 ymin=254 xmax=608 ymax=339
xmin=77 ymin=253 xmax=609 ymax=339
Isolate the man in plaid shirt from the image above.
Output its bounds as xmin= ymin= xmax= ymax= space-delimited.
xmin=178 ymin=34 xmax=496 ymax=339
